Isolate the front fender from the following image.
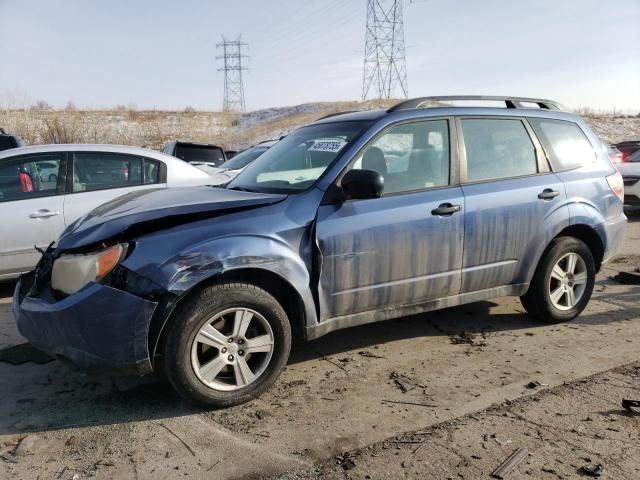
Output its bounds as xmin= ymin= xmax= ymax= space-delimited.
xmin=149 ymin=233 xmax=318 ymax=327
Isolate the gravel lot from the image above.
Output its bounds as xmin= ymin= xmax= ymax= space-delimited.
xmin=0 ymin=214 xmax=638 ymax=480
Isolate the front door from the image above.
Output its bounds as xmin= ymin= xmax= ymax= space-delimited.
xmin=0 ymin=153 xmax=65 ymax=277
xmin=316 ymin=119 xmax=465 ymax=320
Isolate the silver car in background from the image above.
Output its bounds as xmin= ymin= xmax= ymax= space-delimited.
xmin=0 ymin=144 xmax=213 ymax=279
xmin=194 ymin=140 xmax=278 ymax=185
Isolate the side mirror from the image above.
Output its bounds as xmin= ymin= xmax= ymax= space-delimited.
xmin=341 ymin=169 xmax=384 ymax=200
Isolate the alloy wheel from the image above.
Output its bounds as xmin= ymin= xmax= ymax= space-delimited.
xmin=190 ymin=307 xmax=275 ymax=391
xmin=548 ymin=252 xmax=588 ymax=311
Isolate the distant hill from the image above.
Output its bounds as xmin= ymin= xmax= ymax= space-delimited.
xmin=1 ymin=100 xmax=637 ymax=151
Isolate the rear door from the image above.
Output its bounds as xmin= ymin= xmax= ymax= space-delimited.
xmin=458 ymin=117 xmax=568 ymax=292
xmin=0 ymin=153 xmax=65 ymax=277
xmin=316 ymin=118 xmax=465 ymax=320
xmin=63 ymin=152 xmax=165 ymax=225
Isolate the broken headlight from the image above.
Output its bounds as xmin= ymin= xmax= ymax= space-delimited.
xmin=51 ymin=243 xmax=128 ymax=295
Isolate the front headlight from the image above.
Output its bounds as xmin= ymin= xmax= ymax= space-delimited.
xmin=51 ymin=243 xmax=128 ymax=295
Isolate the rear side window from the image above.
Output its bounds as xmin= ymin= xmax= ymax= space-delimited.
xmin=72 ymin=153 xmax=141 ymax=192
xmin=461 ymin=119 xmax=537 ymax=182
xmin=528 ymin=118 xmax=595 ymax=170
xmin=0 ymin=153 xmax=62 ymax=202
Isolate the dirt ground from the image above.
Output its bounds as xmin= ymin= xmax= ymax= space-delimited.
xmin=0 ymin=213 xmax=638 ymax=480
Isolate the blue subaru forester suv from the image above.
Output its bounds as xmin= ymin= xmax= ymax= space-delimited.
xmin=14 ymin=96 xmax=627 ymax=407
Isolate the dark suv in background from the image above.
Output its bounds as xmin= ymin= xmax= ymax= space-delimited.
xmin=163 ymin=140 xmax=227 ymax=167
xmin=0 ymin=128 xmax=26 ymax=152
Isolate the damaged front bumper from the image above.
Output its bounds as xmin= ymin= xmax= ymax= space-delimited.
xmin=13 ymin=275 xmax=158 ymax=376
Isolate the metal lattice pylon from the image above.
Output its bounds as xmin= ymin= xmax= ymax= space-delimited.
xmin=362 ymin=0 xmax=408 ymax=101
xmin=217 ymin=35 xmax=248 ymax=112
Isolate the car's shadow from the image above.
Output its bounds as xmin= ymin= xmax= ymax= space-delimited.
xmin=2 ymin=286 xmax=638 ymax=436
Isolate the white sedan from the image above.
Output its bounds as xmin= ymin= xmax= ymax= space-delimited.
xmin=617 ymin=150 xmax=640 ymax=208
xmin=0 ymin=144 xmax=213 ymax=280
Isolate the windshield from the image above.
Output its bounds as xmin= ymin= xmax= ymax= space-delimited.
xmin=228 ymin=121 xmax=371 ymax=193
xmin=222 ymin=146 xmax=270 ymax=170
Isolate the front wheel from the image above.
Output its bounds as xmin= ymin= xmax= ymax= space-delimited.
xmin=163 ymin=282 xmax=292 ymax=407
xmin=520 ymin=237 xmax=596 ymax=323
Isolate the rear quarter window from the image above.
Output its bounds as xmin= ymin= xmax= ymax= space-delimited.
xmin=528 ymin=118 xmax=595 ymax=170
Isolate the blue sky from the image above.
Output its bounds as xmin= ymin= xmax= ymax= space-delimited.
xmin=1 ymin=0 xmax=638 ymax=111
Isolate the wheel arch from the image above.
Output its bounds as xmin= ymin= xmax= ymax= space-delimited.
xmin=555 ymin=224 xmax=605 ymax=271
xmin=150 ymin=266 xmax=311 ymax=364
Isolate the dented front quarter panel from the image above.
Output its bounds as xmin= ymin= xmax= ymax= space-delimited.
xmin=118 ymin=189 xmax=325 ymax=351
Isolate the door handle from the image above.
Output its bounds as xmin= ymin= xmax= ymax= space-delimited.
xmin=431 ymin=203 xmax=461 ymax=216
xmin=538 ymin=189 xmax=560 ymax=200
xmin=30 ymin=209 xmax=60 ymax=218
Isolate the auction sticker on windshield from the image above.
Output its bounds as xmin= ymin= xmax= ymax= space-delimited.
xmin=308 ymin=139 xmax=347 ymax=153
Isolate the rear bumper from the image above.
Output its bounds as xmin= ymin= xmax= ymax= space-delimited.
xmin=597 ymin=213 xmax=627 ymax=265
xmin=13 ymin=278 xmax=157 ymax=375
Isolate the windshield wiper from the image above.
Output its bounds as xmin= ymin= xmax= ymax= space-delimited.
xmin=227 ymin=185 xmax=259 ymax=193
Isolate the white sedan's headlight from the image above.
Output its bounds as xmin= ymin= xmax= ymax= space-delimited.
xmin=51 ymin=243 xmax=128 ymax=295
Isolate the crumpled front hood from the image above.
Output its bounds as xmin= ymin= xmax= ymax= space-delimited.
xmin=57 ymin=186 xmax=287 ymax=250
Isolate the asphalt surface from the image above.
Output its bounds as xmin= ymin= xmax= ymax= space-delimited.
xmin=0 ymin=214 xmax=638 ymax=479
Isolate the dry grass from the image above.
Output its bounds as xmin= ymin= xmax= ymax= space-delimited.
xmin=1 ymin=100 xmax=637 ymax=152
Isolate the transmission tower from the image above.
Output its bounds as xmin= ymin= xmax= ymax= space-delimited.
xmin=217 ymin=35 xmax=248 ymax=112
xmin=362 ymin=0 xmax=408 ymax=101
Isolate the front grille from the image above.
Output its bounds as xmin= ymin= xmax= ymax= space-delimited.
xmin=623 ymin=176 xmax=639 ymax=187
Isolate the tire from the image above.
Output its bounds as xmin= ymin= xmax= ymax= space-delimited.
xmin=520 ymin=237 xmax=596 ymax=323
xmin=163 ymin=282 xmax=292 ymax=407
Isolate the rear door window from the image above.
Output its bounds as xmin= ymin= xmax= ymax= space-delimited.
xmin=72 ymin=153 xmax=143 ymax=192
xmin=528 ymin=118 xmax=595 ymax=170
xmin=461 ymin=118 xmax=537 ymax=182
xmin=0 ymin=153 xmax=62 ymax=202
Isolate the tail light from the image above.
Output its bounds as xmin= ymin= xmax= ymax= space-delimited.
xmin=606 ymin=171 xmax=624 ymax=203
xmin=20 ymin=172 xmax=34 ymax=192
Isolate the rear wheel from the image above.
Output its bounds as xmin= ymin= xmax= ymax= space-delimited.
xmin=520 ymin=237 xmax=595 ymax=323
xmin=163 ymin=282 xmax=291 ymax=407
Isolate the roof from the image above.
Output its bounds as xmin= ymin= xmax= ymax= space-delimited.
xmin=0 ymin=143 xmax=196 ymax=166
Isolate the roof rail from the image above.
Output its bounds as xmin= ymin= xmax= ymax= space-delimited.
xmin=387 ymin=96 xmax=563 ymax=113
xmin=316 ymin=110 xmax=359 ymax=121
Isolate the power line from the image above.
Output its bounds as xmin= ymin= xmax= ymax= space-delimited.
xmin=216 ymin=35 xmax=248 ymax=112
xmin=362 ymin=0 xmax=408 ymax=100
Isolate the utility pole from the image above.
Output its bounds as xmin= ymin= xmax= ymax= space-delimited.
xmin=362 ymin=0 xmax=408 ymax=101
xmin=217 ymin=35 xmax=248 ymax=112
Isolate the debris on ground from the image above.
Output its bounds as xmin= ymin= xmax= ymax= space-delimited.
xmin=449 ymin=331 xmax=487 ymax=347
xmin=524 ymin=380 xmax=549 ymax=389
xmin=336 ymin=453 xmax=357 ymax=470
xmin=389 ymin=371 xmax=418 ymax=393
xmin=622 ymin=399 xmax=640 ymax=415
xmin=13 ymin=435 xmax=35 ymax=457
xmin=358 ymin=350 xmax=386 ymax=359
xmin=579 ymin=463 xmax=604 ymax=477
xmin=491 ymin=447 xmax=529 ymax=479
